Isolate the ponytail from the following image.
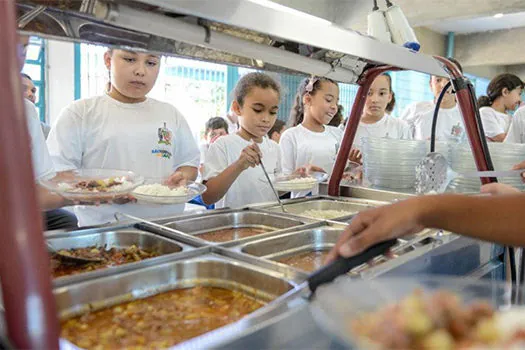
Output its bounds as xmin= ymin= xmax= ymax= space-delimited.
xmin=477 ymin=96 xmax=492 ymax=108
xmin=287 ymin=76 xmax=338 ymax=127
xmin=288 ymin=92 xmax=305 ymax=127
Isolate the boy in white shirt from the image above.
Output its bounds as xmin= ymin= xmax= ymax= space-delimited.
xmin=47 ymin=49 xmax=199 ymax=227
xmin=202 ymin=73 xmax=284 ymax=209
xmin=478 ymin=73 xmax=523 ymax=142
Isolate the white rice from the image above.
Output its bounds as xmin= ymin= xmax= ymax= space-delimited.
xmin=279 ymin=176 xmax=317 ymax=185
xmin=133 ymin=183 xmax=188 ymax=197
xmin=300 ymin=209 xmax=354 ymax=220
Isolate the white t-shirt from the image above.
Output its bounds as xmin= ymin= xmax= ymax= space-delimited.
xmin=505 ymin=107 xmax=525 ymax=143
xmin=203 ymin=134 xmax=281 ymax=209
xmin=400 ymin=101 xmax=434 ymax=136
xmin=479 ymin=107 xmax=511 ymax=139
xmin=25 ymin=99 xmax=55 ymax=181
xmin=413 ymin=105 xmax=466 ymax=142
xmin=354 ymin=114 xmax=412 ymax=149
xmin=47 ymin=94 xmax=200 ymax=227
xmin=280 ymin=124 xmax=343 ymax=197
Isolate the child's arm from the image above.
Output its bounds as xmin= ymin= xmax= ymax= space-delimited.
xmin=202 ymin=143 xmax=262 ymax=205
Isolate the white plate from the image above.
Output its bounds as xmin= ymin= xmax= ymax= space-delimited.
xmin=132 ymin=181 xmax=207 ymax=204
xmin=260 ymin=172 xmax=328 ymax=191
xmin=39 ymin=169 xmax=144 ymax=203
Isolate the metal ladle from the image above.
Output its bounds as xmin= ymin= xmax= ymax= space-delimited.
xmin=260 ymin=160 xmax=287 ymax=213
xmin=46 ymin=241 xmax=103 ymax=264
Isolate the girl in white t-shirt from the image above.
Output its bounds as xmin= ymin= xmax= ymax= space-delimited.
xmin=202 ymin=72 xmax=291 ymax=209
xmin=478 ymin=73 xmax=523 ymax=142
xmin=352 ymin=74 xmax=412 ymax=162
xmin=280 ymin=77 xmax=342 ymax=197
xmin=47 ymin=49 xmax=200 ymax=227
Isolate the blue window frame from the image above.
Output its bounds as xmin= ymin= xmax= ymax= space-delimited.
xmin=22 ymin=36 xmax=46 ymax=121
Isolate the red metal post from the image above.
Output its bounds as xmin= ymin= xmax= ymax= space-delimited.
xmin=434 ymin=56 xmax=493 ymax=184
xmin=0 ymin=1 xmax=59 ymax=348
xmin=328 ymin=66 xmax=402 ymax=196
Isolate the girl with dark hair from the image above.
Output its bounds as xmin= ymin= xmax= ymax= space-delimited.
xmin=267 ymin=119 xmax=286 ymax=143
xmin=478 ymin=73 xmax=523 ymax=142
xmin=280 ymin=76 xmax=342 ymax=197
xmin=202 ymin=72 xmax=295 ymax=208
xmin=350 ymin=74 xmax=411 ymax=163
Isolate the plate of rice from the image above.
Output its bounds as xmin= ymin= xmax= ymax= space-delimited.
xmin=261 ymin=172 xmax=328 ymax=191
xmin=132 ymin=181 xmax=207 ymax=204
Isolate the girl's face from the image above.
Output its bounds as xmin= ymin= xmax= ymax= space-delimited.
xmin=502 ymin=87 xmax=523 ymax=111
xmin=233 ymin=87 xmax=279 ymax=140
xmin=104 ymin=49 xmax=160 ymax=102
xmin=364 ymin=75 xmax=392 ymax=118
xmin=303 ymin=81 xmax=339 ymax=125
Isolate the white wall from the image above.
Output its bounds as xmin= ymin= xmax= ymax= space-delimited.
xmin=46 ymin=40 xmax=75 ymax=126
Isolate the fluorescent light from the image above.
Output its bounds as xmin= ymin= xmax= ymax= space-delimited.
xmin=493 ymin=13 xmax=504 ymax=18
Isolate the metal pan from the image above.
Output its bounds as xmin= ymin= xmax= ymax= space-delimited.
xmin=48 ymin=229 xmax=194 ymax=285
xmin=142 ymin=210 xmax=309 ymax=245
xmin=258 ymin=197 xmax=387 ymax=221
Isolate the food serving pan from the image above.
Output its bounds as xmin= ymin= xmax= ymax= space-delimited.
xmin=48 ymin=228 xmax=195 ymax=286
xmin=138 ymin=209 xmax=311 ymax=246
xmin=255 ymin=196 xmax=387 ymax=221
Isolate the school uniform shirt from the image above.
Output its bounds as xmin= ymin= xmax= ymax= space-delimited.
xmin=25 ymin=99 xmax=55 ymax=181
xmin=505 ymin=107 xmax=525 ymax=143
xmin=413 ymin=105 xmax=466 ymax=142
xmin=353 ymin=114 xmax=412 ymax=149
xmin=46 ymin=94 xmax=200 ymax=227
xmin=280 ymin=124 xmax=343 ymax=198
xmin=479 ymin=107 xmax=511 ymax=139
xmin=202 ymin=134 xmax=281 ymax=209
xmin=400 ymin=101 xmax=434 ymax=136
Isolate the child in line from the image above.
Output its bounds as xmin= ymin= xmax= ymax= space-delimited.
xmin=505 ymin=106 xmax=525 ymax=143
xmin=47 ymin=48 xmax=200 ymax=227
xmin=199 ymin=117 xmax=229 ymax=174
xmin=202 ymin=72 xmax=290 ymax=209
xmin=478 ymin=73 xmax=523 ymax=142
xmin=280 ymin=76 xmax=342 ymax=197
xmin=350 ymin=73 xmax=412 ymax=163
xmin=267 ymin=119 xmax=286 ymax=143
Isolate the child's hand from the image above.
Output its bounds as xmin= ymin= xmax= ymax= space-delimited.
xmin=165 ymin=171 xmax=187 ymax=187
xmin=348 ymin=148 xmax=362 ymax=164
xmin=236 ymin=143 xmax=262 ymax=170
xmin=294 ymin=164 xmax=326 ymax=176
xmin=512 ymin=161 xmax=525 ymax=183
xmin=481 ymin=183 xmax=520 ymax=195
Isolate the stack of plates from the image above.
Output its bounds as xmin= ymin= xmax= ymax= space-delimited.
xmin=362 ymin=137 xmax=428 ymax=189
xmin=448 ymin=142 xmax=525 ymax=192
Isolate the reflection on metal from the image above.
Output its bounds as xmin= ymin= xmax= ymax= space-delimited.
xmin=17 ymin=4 xmax=46 ymax=28
xmin=15 ymin=0 xmax=447 ymax=82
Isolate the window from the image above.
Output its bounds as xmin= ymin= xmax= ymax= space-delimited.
xmin=22 ymin=36 xmax=46 ymax=121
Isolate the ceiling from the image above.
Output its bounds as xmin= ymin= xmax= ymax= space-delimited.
xmin=428 ymin=11 xmax=525 ymax=34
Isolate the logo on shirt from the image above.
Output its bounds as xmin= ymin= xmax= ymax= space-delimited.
xmin=151 ymin=122 xmax=173 ymax=159
xmin=157 ymin=122 xmax=172 ymax=146
xmin=450 ymin=123 xmax=464 ymax=138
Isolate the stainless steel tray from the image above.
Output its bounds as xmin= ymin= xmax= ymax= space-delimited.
xmin=48 ymin=228 xmax=195 ymax=286
xmin=56 ymin=247 xmax=303 ymax=348
xmin=259 ymin=196 xmax=388 ymax=221
xmin=140 ymin=209 xmax=310 ymax=246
